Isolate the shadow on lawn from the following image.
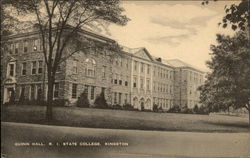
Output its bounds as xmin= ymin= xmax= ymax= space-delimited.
xmin=202 ymin=120 xmax=249 ymax=129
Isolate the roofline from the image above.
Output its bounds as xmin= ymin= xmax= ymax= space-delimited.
xmin=2 ymin=27 xmax=115 ymax=43
xmin=177 ymin=66 xmax=205 ymax=74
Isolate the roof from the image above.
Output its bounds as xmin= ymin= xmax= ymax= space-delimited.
xmin=121 ymin=46 xmax=144 ymax=54
xmin=3 ymin=25 xmax=115 ymax=43
xmin=165 ymin=59 xmax=205 ymax=73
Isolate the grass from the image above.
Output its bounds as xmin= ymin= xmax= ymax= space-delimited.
xmin=2 ymin=104 xmax=249 ymax=132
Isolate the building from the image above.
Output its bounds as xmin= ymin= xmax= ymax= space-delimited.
xmin=165 ymin=59 xmax=205 ymax=109
xmin=1 ymin=28 xmax=205 ymax=111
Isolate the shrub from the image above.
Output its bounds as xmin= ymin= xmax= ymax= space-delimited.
xmin=52 ymin=99 xmax=69 ymax=107
xmin=76 ymin=92 xmax=90 ymax=108
xmin=94 ymin=91 xmax=108 ymax=109
xmin=197 ymin=106 xmax=209 ymax=115
xmin=112 ymin=104 xmax=122 ymax=110
xmin=193 ymin=105 xmax=199 ymax=113
xmin=153 ymin=104 xmax=158 ymax=112
xmin=123 ymin=103 xmax=135 ymax=111
xmin=168 ymin=105 xmax=181 ymax=113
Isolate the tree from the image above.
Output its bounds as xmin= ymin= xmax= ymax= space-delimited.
xmin=76 ymin=90 xmax=90 ymax=108
xmin=199 ymin=31 xmax=250 ymax=126
xmin=202 ymin=0 xmax=250 ymax=31
xmin=94 ymin=91 xmax=108 ymax=109
xmin=3 ymin=0 xmax=129 ymax=122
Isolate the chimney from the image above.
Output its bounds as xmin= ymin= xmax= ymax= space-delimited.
xmin=156 ymin=57 xmax=162 ymax=62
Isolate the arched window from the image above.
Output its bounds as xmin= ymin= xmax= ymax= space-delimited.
xmin=85 ymin=58 xmax=96 ymax=77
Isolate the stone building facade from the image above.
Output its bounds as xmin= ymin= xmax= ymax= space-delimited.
xmin=1 ymin=29 xmax=205 ymax=111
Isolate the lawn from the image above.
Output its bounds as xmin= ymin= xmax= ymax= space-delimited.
xmin=2 ymin=105 xmax=249 ymax=132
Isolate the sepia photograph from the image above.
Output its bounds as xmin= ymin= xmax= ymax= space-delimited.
xmin=1 ymin=0 xmax=249 ymax=157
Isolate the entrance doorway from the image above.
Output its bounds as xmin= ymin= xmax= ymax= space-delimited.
xmin=4 ymin=87 xmax=15 ymax=103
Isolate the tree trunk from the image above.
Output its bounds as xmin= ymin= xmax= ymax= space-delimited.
xmin=248 ymin=108 xmax=250 ymax=128
xmin=46 ymin=74 xmax=55 ymax=124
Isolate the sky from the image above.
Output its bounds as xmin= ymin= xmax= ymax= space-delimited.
xmin=104 ymin=0 xmax=239 ymax=72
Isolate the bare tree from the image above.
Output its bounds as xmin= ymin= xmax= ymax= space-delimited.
xmin=3 ymin=0 xmax=129 ymax=122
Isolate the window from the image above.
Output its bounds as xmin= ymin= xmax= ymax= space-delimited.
xmin=114 ymin=73 xmax=118 ymax=84
xmin=84 ymin=85 xmax=89 ymax=96
xmin=141 ymin=63 xmax=144 ymax=73
xmin=134 ymin=61 xmax=137 ymax=71
xmin=125 ymin=58 xmax=129 ymax=69
xmin=14 ymin=43 xmax=19 ymax=54
xmin=38 ymin=61 xmax=43 ymax=74
xmin=119 ymin=74 xmax=122 ymax=85
xmin=133 ymin=76 xmax=137 ymax=88
xmin=90 ymin=86 xmax=95 ymax=100
xmin=31 ymin=61 xmax=37 ymax=74
xmin=124 ymin=94 xmax=128 ymax=104
xmin=10 ymin=43 xmax=14 ymax=54
xmin=118 ymin=93 xmax=122 ymax=104
xmin=30 ymin=84 xmax=35 ymax=100
xmin=22 ymin=62 xmax=27 ymax=75
xmin=8 ymin=64 xmax=14 ymax=77
xmin=147 ymin=65 xmax=150 ymax=75
xmin=20 ymin=85 xmax=25 ymax=99
xmin=33 ymin=39 xmax=39 ymax=51
xmin=72 ymin=84 xmax=77 ymax=99
xmin=73 ymin=60 xmax=77 ymax=74
xmin=102 ymin=66 xmax=106 ymax=78
xmin=170 ymin=85 xmax=172 ymax=94
xmin=24 ymin=41 xmax=28 ymax=53
xmin=114 ymin=92 xmax=117 ymax=104
xmin=146 ymin=79 xmax=150 ymax=90
xmin=36 ymin=84 xmax=42 ymax=100
xmin=101 ymin=87 xmax=105 ymax=94
xmin=85 ymin=58 xmax=96 ymax=77
xmin=153 ymin=82 xmax=155 ymax=91
xmin=125 ymin=76 xmax=128 ymax=86
xmin=140 ymin=78 xmax=144 ymax=89
xmin=54 ymin=83 xmax=59 ymax=98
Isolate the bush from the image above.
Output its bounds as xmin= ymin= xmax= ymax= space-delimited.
xmin=123 ymin=103 xmax=135 ymax=111
xmin=76 ymin=92 xmax=90 ymax=108
xmin=193 ymin=105 xmax=199 ymax=113
xmin=197 ymin=106 xmax=209 ymax=115
xmin=52 ymin=99 xmax=69 ymax=107
xmin=153 ymin=104 xmax=158 ymax=112
xmin=168 ymin=105 xmax=181 ymax=113
xmin=94 ymin=91 xmax=108 ymax=109
xmin=112 ymin=104 xmax=122 ymax=110
xmin=152 ymin=104 xmax=163 ymax=112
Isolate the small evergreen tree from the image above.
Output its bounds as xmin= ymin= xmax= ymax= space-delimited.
xmin=94 ymin=91 xmax=108 ymax=109
xmin=18 ymin=89 xmax=25 ymax=105
xmin=76 ymin=91 xmax=90 ymax=108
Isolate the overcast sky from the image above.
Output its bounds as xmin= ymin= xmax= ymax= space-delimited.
xmin=105 ymin=1 xmax=239 ymax=72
